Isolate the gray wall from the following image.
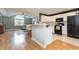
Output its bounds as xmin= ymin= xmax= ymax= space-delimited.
xmin=0 ymin=15 xmax=32 ymax=31
xmin=0 ymin=16 xmax=3 ymax=24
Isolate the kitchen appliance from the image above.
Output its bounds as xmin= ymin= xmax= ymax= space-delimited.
xmin=56 ymin=18 xmax=63 ymax=22
xmin=67 ymin=15 xmax=79 ymax=38
xmin=54 ymin=18 xmax=64 ymax=35
xmin=54 ymin=23 xmax=62 ymax=35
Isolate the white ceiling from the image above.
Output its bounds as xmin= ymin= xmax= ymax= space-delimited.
xmin=0 ymin=8 xmax=73 ymax=17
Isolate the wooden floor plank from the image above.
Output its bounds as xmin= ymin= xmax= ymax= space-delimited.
xmin=0 ymin=30 xmax=79 ymax=50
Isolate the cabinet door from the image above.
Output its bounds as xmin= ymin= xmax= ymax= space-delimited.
xmin=67 ymin=16 xmax=74 ymax=36
xmin=74 ymin=16 xmax=79 ymax=36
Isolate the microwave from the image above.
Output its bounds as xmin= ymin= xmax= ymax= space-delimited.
xmin=56 ymin=18 xmax=63 ymax=22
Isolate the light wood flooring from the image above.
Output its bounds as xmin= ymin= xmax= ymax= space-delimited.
xmin=0 ymin=30 xmax=79 ymax=50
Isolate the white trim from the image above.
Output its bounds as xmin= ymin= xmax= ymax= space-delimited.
xmin=32 ymin=37 xmax=54 ymax=48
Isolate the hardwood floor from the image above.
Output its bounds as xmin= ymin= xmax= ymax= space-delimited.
xmin=0 ymin=30 xmax=79 ymax=50
xmin=47 ymin=40 xmax=79 ymax=50
xmin=27 ymin=38 xmax=79 ymax=50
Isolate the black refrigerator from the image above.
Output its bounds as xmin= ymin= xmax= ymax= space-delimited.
xmin=67 ymin=15 xmax=79 ymax=38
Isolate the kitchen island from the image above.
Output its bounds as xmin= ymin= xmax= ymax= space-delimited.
xmin=32 ymin=24 xmax=53 ymax=48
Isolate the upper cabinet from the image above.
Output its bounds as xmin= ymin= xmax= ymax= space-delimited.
xmin=53 ymin=11 xmax=77 ymax=22
xmin=41 ymin=15 xmax=55 ymax=22
xmin=63 ymin=11 xmax=77 ymax=21
xmin=65 ymin=11 xmax=77 ymax=16
xmin=40 ymin=9 xmax=79 ymax=22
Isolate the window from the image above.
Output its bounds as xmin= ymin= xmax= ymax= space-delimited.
xmin=14 ymin=15 xmax=24 ymax=26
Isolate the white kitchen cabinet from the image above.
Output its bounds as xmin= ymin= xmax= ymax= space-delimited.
xmin=32 ymin=24 xmax=53 ymax=48
xmin=41 ymin=15 xmax=55 ymax=22
xmin=63 ymin=11 xmax=77 ymax=21
xmin=62 ymin=26 xmax=67 ymax=35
